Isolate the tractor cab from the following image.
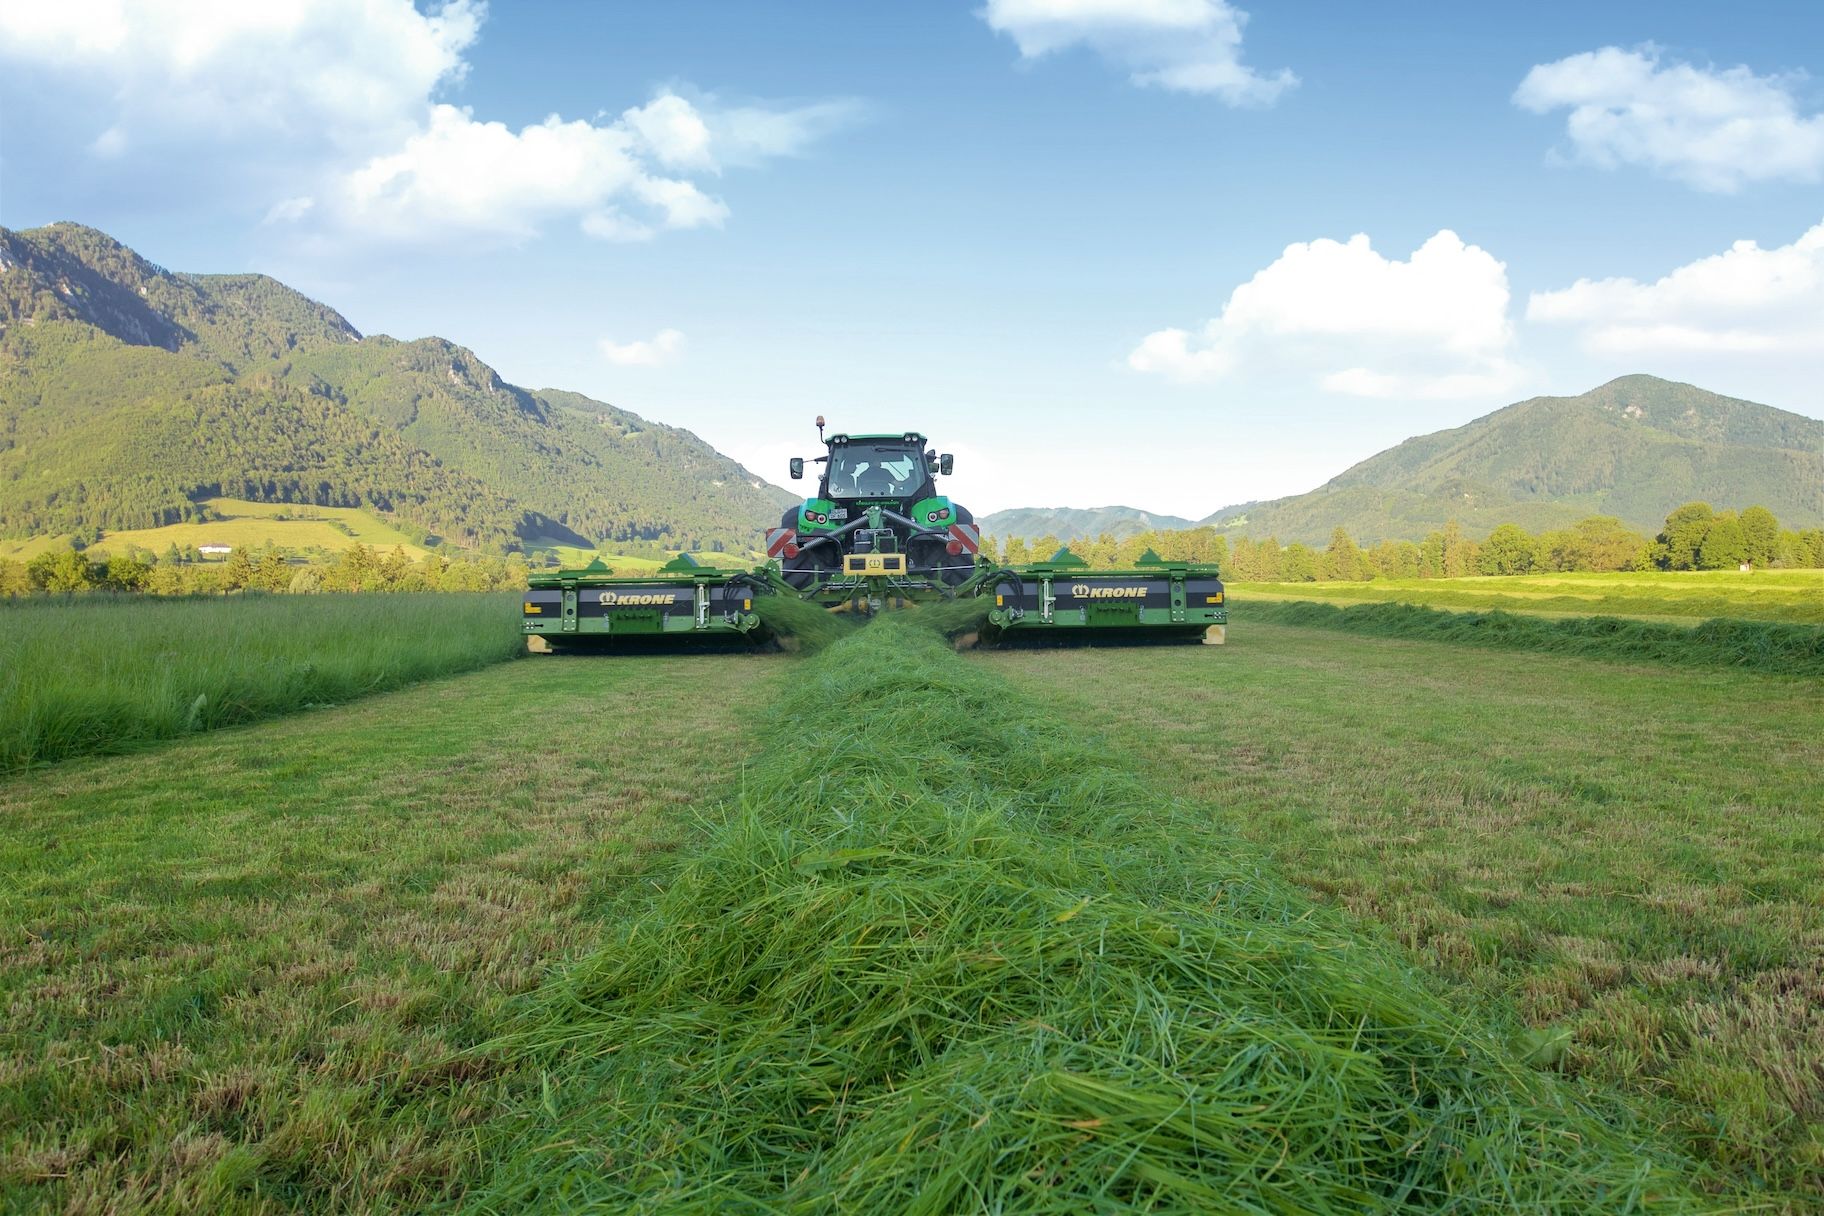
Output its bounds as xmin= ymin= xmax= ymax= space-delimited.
xmin=772 ymin=417 xmax=978 ymax=589
xmin=796 ymin=432 xmax=951 ymax=505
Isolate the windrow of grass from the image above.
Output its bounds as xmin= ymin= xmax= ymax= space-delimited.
xmin=1238 ymin=598 xmax=1824 ymax=678
xmin=752 ymin=594 xmax=861 ymax=652
xmin=0 ymin=592 xmax=524 ymax=770
xmin=468 ymin=617 xmax=1706 ymax=1212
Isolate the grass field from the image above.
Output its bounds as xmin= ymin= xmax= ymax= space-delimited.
xmin=988 ymin=627 xmax=1824 ymax=1200
xmin=0 ymin=499 xmax=430 ymax=561
xmin=1232 ymin=569 xmax=1824 ymax=625
xmin=1 ymin=502 xmax=748 ymax=571
xmin=0 ymin=652 xmax=789 ymax=1212
xmin=0 ymin=593 xmax=524 ymax=770
xmin=3 ymin=595 xmax=1820 ymax=1210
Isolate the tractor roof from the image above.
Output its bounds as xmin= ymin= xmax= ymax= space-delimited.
xmin=829 ymin=431 xmax=926 ymax=444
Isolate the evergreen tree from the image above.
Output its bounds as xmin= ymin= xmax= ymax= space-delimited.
xmin=1321 ymin=527 xmax=1366 ymax=581
xmin=1281 ymin=543 xmax=1318 ymax=582
xmin=220 ymin=546 xmax=255 ymax=591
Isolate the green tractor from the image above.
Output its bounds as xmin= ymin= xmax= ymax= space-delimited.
xmin=768 ymin=416 xmax=980 ymax=592
xmin=522 ymin=419 xmax=1227 ymax=650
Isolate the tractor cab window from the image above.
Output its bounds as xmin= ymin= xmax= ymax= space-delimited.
xmin=826 ymin=445 xmax=923 ymax=497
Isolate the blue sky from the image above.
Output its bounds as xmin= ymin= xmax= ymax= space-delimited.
xmin=3 ymin=1 xmax=1822 ymax=516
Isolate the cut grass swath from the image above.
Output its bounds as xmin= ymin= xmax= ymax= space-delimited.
xmin=751 ymin=593 xmax=860 ymax=651
xmin=470 ymin=618 xmax=1707 ymax=1212
xmin=1238 ymin=598 xmax=1824 ymax=678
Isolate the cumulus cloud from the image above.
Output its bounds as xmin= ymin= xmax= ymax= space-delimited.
xmin=0 ymin=1 xmax=855 ymax=245
xmin=1129 ymin=231 xmax=1518 ymax=398
xmin=0 ymin=0 xmax=480 ymax=148
xmin=325 ymin=103 xmax=732 ymax=244
xmin=600 ymin=328 xmax=687 ymax=367
xmin=1527 ymin=220 xmax=1824 ymax=355
xmin=1514 ymin=45 xmax=1824 ymax=192
xmin=980 ymin=0 xmax=1295 ymax=105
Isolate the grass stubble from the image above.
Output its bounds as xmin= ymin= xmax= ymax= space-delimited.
xmin=987 ymin=620 xmax=1824 ymax=1206
xmin=0 ymin=650 xmax=790 ymax=1212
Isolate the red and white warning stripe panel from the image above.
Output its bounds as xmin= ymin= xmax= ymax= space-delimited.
xmin=764 ymin=527 xmax=796 ymax=558
xmin=947 ymin=523 xmax=980 ymax=554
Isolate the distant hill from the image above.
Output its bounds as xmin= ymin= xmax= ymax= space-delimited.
xmin=985 ymin=377 xmax=1824 ymax=547
xmin=979 ymin=505 xmax=1198 ymax=543
xmin=0 ymin=222 xmax=794 ymax=552
xmin=1198 ymin=376 xmax=1824 ymax=544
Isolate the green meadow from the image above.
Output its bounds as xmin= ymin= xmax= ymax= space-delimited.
xmin=2 ymin=582 xmax=1821 ymax=1211
xmin=0 ymin=593 xmax=523 ymax=771
xmin=1232 ymin=568 xmax=1824 ymax=625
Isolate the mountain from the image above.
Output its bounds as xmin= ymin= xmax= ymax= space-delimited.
xmin=979 ymin=505 xmax=1198 ymax=543
xmin=1198 ymin=376 xmax=1824 ymax=544
xmin=0 ymin=222 xmax=794 ymax=551
xmin=984 ymin=377 xmax=1824 ymax=547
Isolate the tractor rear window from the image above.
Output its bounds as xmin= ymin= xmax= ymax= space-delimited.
xmin=827 ymin=446 xmax=923 ymax=497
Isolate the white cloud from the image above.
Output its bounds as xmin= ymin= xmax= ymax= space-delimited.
xmin=600 ymin=328 xmax=687 ymax=367
xmin=322 ymin=104 xmax=735 ymax=244
xmin=264 ymin=196 xmax=316 ymax=224
xmin=1527 ymin=220 xmax=1824 ymax=355
xmin=1129 ymin=230 xmax=1518 ymax=398
xmin=980 ymin=0 xmax=1295 ymax=105
xmin=0 ymin=0 xmax=480 ymax=148
xmin=0 ymin=3 xmax=854 ymax=246
xmin=1514 ymin=45 xmax=1824 ymax=192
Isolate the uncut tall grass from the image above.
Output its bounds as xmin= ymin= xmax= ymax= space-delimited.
xmin=0 ymin=592 xmax=523 ymax=769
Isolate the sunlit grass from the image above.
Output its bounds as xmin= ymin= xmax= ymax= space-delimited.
xmin=0 ymin=593 xmax=524 ymax=769
xmin=1233 ymin=569 xmax=1824 ymax=624
xmin=986 ymin=623 xmax=1824 ymax=1205
xmin=0 ymin=651 xmax=790 ymax=1212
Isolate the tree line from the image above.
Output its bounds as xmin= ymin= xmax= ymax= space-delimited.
xmin=984 ymin=502 xmax=1824 ymax=582
xmin=0 ymin=543 xmax=533 ymax=597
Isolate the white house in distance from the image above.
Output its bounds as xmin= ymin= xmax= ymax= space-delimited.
xmin=198 ymin=544 xmax=232 ymax=558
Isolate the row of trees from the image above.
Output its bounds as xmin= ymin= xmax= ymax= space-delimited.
xmin=0 ymin=543 xmax=535 ymax=597
xmin=983 ymin=503 xmax=1824 ymax=583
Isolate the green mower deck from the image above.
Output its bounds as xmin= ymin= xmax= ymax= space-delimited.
xmin=983 ymin=549 xmax=1227 ymax=645
xmin=522 ymin=555 xmax=772 ymax=650
xmin=523 ymin=549 xmax=1225 ymax=649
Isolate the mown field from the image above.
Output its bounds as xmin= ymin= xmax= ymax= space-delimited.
xmin=988 ymin=624 xmax=1824 ymax=1201
xmin=0 ymin=499 xmax=429 ymax=561
xmin=1233 ymin=568 xmax=1824 ymax=625
xmin=3 ymin=590 xmax=1821 ymax=1211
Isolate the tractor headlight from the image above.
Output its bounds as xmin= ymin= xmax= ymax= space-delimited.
xmin=926 ymin=511 xmax=939 ymax=523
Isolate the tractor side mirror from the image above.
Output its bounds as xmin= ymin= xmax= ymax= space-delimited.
xmin=789 ymin=457 xmax=804 ymax=480
xmin=939 ymin=453 xmax=954 ymax=476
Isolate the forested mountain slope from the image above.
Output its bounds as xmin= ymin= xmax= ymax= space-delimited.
xmin=978 ymin=505 xmax=1198 ymax=544
xmin=0 ymin=222 xmax=791 ymax=551
xmin=1202 ymin=375 xmax=1824 ymax=545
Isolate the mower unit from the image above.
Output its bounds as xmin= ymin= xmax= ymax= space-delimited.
xmin=984 ymin=548 xmax=1226 ymax=645
xmin=522 ymin=555 xmax=769 ymax=650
